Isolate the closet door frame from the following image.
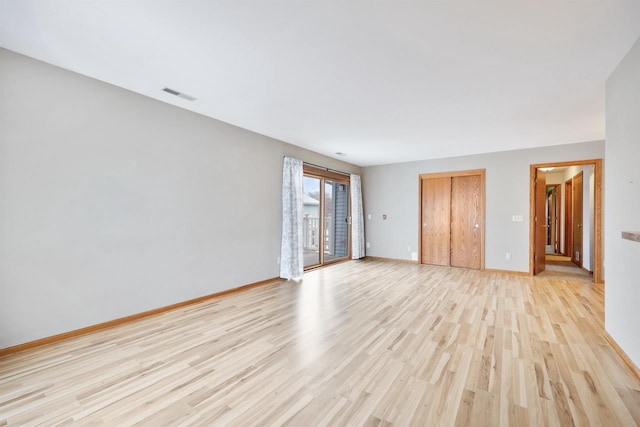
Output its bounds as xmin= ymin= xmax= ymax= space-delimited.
xmin=418 ymin=169 xmax=485 ymax=270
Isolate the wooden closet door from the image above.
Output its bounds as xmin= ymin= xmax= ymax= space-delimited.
xmin=421 ymin=177 xmax=451 ymax=266
xmin=450 ymin=175 xmax=481 ymax=269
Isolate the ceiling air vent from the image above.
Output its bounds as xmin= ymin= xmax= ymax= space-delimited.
xmin=162 ymin=87 xmax=197 ymax=101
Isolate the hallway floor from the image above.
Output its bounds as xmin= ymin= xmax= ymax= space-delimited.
xmin=541 ymin=254 xmax=592 ymax=282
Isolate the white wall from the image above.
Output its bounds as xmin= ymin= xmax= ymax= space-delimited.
xmin=582 ymin=166 xmax=594 ymax=270
xmin=0 ymin=49 xmax=361 ymax=349
xmin=605 ymin=35 xmax=640 ymax=368
xmin=362 ymin=141 xmax=604 ymax=272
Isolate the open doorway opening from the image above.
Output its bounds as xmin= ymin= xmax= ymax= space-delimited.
xmin=545 ymin=183 xmax=561 ymax=255
xmin=530 ymin=159 xmax=602 ymax=283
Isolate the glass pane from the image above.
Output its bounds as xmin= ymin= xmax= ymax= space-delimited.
xmin=324 ymin=180 xmax=349 ymax=262
xmin=303 ymin=176 xmax=321 ymax=267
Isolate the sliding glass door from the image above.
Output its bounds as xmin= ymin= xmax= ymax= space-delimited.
xmin=303 ymin=176 xmax=321 ymax=268
xmin=302 ymin=166 xmax=350 ymax=269
xmin=324 ymin=180 xmax=349 ymax=262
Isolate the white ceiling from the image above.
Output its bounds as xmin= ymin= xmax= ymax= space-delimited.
xmin=2 ymin=1 xmax=640 ymax=166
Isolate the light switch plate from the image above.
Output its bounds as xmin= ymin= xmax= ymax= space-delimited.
xmin=512 ymin=215 xmax=524 ymax=222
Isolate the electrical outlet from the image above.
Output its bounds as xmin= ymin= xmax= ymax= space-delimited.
xmin=366 ymin=242 xmax=371 ymax=248
xmin=506 ymin=253 xmax=511 ymax=260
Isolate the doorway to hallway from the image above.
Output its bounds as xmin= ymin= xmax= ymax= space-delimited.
xmin=529 ymin=159 xmax=602 ymax=283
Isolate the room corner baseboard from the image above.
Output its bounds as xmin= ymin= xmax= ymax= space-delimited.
xmin=0 ymin=276 xmax=282 ymax=358
xmin=603 ymin=332 xmax=640 ymax=381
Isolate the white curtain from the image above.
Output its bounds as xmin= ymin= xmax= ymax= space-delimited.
xmin=280 ymin=157 xmax=304 ymax=279
xmin=351 ymin=174 xmax=365 ymax=259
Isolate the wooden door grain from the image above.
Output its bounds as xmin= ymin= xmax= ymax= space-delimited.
xmin=450 ymin=175 xmax=481 ymax=269
xmin=534 ymin=169 xmax=547 ymax=274
xmin=573 ymin=172 xmax=584 ymax=267
xmin=421 ymin=177 xmax=451 ymax=266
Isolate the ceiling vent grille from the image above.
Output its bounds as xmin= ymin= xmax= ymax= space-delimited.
xmin=162 ymin=87 xmax=197 ymax=101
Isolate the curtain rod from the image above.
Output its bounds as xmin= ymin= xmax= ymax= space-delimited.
xmin=302 ymin=160 xmax=352 ymax=177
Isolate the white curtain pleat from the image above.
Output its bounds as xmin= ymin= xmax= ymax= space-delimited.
xmin=350 ymin=174 xmax=365 ymax=259
xmin=279 ymin=157 xmax=304 ymax=279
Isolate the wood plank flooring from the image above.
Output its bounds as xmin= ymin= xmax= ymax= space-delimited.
xmin=1 ymin=260 xmax=639 ymax=426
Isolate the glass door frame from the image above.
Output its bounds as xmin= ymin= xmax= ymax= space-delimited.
xmin=303 ymin=164 xmax=351 ymax=270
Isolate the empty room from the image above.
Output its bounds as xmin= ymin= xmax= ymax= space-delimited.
xmin=2 ymin=2 xmax=640 ymax=426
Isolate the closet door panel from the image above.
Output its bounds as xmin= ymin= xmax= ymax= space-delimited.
xmin=421 ymin=177 xmax=451 ymax=266
xmin=450 ymin=175 xmax=481 ymax=269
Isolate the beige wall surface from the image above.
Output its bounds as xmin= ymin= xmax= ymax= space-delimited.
xmin=0 ymin=49 xmax=360 ymax=348
xmin=605 ymin=35 xmax=640 ymax=368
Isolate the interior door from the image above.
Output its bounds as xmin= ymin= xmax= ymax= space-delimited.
xmin=573 ymin=172 xmax=584 ymax=267
xmin=534 ymin=169 xmax=547 ymax=274
xmin=564 ymin=179 xmax=572 ymax=256
xmin=547 ymin=185 xmax=560 ymax=254
xmin=450 ymin=175 xmax=481 ymax=269
xmin=549 ymin=188 xmax=556 ymax=252
xmin=421 ymin=177 xmax=451 ymax=266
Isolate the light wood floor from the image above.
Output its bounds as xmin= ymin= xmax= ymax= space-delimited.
xmin=1 ymin=260 xmax=639 ymax=426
